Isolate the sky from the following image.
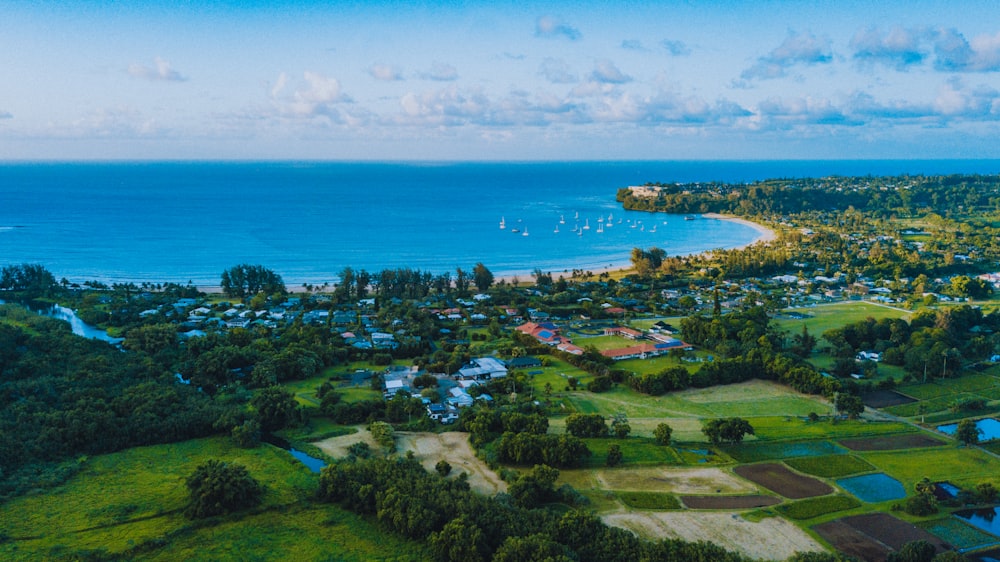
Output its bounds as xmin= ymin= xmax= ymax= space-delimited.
xmin=3 ymin=0 xmax=1000 ymax=161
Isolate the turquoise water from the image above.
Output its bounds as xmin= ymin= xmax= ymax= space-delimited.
xmin=3 ymin=160 xmax=998 ymax=285
xmin=938 ymin=418 xmax=1000 ymax=441
xmin=837 ymin=473 xmax=906 ymax=502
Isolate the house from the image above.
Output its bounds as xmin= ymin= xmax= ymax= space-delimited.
xmin=601 ymin=340 xmax=688 ymax=361
xmin=384 ymin=379 xmax=410 ymax=398
xmin=507 ymin=357 xmax=542 ymax=369
xmin=603 ymin=326 xmax=643 ymax=339
xmin=516 ymin=322 xmax=563 ymax=345
xmin=557 ymin=342 xmax=584 ymax=355
xmin=856 ymin=351 xmax=881 ymax=362
xmin=456 ymin=357 xmax=508 ymax=380
xmin=448 ymin=387 xmax=474 ymax=408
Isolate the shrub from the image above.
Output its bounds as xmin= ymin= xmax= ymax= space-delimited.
xmin=436 ymin=460 xmax=452 ymax=476
xmin=184 ymin=460 xmax=262 ymax=519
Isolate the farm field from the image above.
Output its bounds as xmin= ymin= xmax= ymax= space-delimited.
xmin=773 ymin=301 xmax=913 ymax=338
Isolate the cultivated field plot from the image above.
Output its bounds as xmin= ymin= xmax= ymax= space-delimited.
xmin=587 ymin=466 xmax=758 ymax=495
xmin=395 ymin=432 xmax=507 ymax=495
xmin=784 ymin=454 xmax=876 ymax=478
xmin=725 ymin=440 xmax=846 ymax=463
xmin=734 ymin=463 xmax=834 ymax=499
xmin=862 ymin=390 xmax=916 ymax=409
xmin=680 ymin=495 xmax=781 ymax=509
xmin=604 ymin=511 xmax=826 ymax=560
xmin=814 ymin=513 xmax=951 ymax=561
xmin=839 ymin=433 xmax=947 ymax=451
xmin=777 ymin=495 xmax=861 ymax=521
xmin=861 ymin=447 xmax=1000 ymax=488
xmin=917 ymin=517 xmax=1000 ymax=552
xmin=774 ymin=302 xmax=912 ymax=339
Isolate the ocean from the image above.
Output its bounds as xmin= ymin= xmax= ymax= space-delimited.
xmin=1 ymin=160 xmax=998 ymax=287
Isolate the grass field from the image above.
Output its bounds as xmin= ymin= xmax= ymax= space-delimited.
xmin=784 ymin=455 xmax=876 ymax=478
xmin=0 ymin=437 xmax=430 ymax=561
xmin=859 ymin=446 xmax=1000 ymax=490
xmin=777 ymin=495 xmax=862 ymax=520
xmin=773 ymin=301 xmax=912 ymax=341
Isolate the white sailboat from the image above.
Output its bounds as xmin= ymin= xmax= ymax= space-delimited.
xmin=499 ymin=217 xmax=506 ymax=229
xmin=554 ymin=225 xmax=559 ymax=233
xmin=522 ymin=227 xmax=529 ymax=236
xmin=559 ymin=214 xmax=565 ymax=224
xmin=583 ymin=219 xmax=590 ymax=230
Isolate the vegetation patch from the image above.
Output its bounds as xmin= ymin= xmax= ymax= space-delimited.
xmin=748 ymin=417 xmax=913 ymax=442
xmin=725 ymin=440 xmax=844 ymax=463
xmin=860 ymin=390 xmax=915 ymax=409
xmin=733 ymin=463 xmax=833 ymax=499
xmin=581 ymin=438 xmax=683 ymax=468
xmin=837 ymin=473 xmax=906 ymax=503
xmin=617 ymin=491 xmax=682 ymax=510
xmin=784 ymin=454 xmax=875 ymax=478
xmin=680 ymin=495 xmax=781 ymax=509
xmin=838 ymin=433 xmax=946 ymax=451
xmin=917 ymin=516 xmax=1000 ymax=551
xmin=776 ymin=495 xmax=861 ymax=520
xmin=862 ymin=447 xmax=1000 ymax=488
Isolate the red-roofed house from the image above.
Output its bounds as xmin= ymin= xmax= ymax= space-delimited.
xmin=516 ymin=321 xmax=562 ymax=345
xmin=603 ymin=326 xmax=643 ymax=339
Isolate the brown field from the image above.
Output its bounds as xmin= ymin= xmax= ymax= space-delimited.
xmin=814 ymin=513 xmax=951 ymax=562
xmin=734 ymin=463 xmax=833 ymax=499
xmin=839 ymin=433 xmax=946 ymax=451
xmin=680 ymin=495 xmax=782 ymax=509
xmin=604 ymin=511 xmax=825 ymax=560
xmin=592 ymin=466 xmax=759 ymax=494
xmin=313 ymin=429 xmax=505 ymax=496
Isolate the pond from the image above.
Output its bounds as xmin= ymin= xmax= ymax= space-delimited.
xmin=837 ymin=473 xmax=906 ymax=503
xmin=938 ymin=418 xmax=1000 ymax=441
xmin=955 ymin=507 xmax=1000 ymax=537
xmin=262 ymin=434 xmax=327 ymax=474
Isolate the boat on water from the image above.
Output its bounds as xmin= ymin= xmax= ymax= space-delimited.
xmin=511 ymin=227 xmax=520 ymax=233
xmin=574 ymin=211 xmax=579 ymax=220
xmin=608 ymin=213 xmax=613 ymax=221
xmin=499 ymin=217 xmax=506 ymax=229
xmin=649 ymin=225 xmax=656 ymax=233
xmin=685 ymin=216 xmax=696 ymax=221
xmin=554 ymin=225 xmax=559 ymax=233
xmin=523 ymin=227 xmax=529 ymax=236
xmin=583 ymin=219 xmax=590 ymax=230
xmin=559 ymin=215 xmax=565 ymax=224
xmin=597 ymin=223 xmax=604 ymax=233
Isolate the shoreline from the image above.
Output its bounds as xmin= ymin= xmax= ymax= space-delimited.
xmin=53 ymin=213 xmax=778 ymax=295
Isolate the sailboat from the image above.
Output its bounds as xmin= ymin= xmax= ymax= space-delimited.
xmin=554 ymin=224 xmax=560 ymax=233
xmin=649 ymin=225 xmax=657 ymax=233
xmin=522 ymin=227 xmax=529 ymax=236
xmin=583 ymin=219 xmax=590 ymax=230
xmin=559 ymin=214 xmax=565 ymax=224
xmin=597 ymin=222 xmax=604 ymax=233
xmin=499 ymin=217 xmax=506 ymax=229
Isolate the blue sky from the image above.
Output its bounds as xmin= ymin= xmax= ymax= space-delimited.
xmin=3 ymin=1 xmax=1000 ymax=160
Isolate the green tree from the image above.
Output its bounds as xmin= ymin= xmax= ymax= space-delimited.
xmin=0 ymin=263 xmax=58 ymax=296
xmin=493 ymin=533 xmax=574 ymax=562
xmin=508 ymin=464 xmax=560 ymax=508
xmin=369 ymin=421 xmax=395 ymax=451
xmin=250 ymin=386 xmax=300 ymax=432
xmin=565 ymin=413 xmax=608 ymax=437
xmin=428 ymin=515 xmax=487 ymax=562
xmin=653 ymin=423 xmax=673 ymax=446
xmin=435 ymin=460 xmax=452 ymax=476
xmin=606 ymin=444 xmax=623 ymax=467
xmin=611 ymin=412 xmax=631 ymax=439
xmin=184 ymin=460 xmax=262 ymax=519
xmin=836 ymin=394 xmax=865 ymax=419
xmin=955 ymin=419 xmax=981 ymax=446
xmin=220 ymin=264 xmax=286 ymax=298
xmin=886 ymin=540 xmax=936 ymax=562
xmin=702 ymin=417 xmax=755 ymax=445
xmin=472 ymin=262 xmax=494 ymax=293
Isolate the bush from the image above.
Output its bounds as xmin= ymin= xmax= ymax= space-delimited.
xmin=606 ymin=444 xmax=623 ymax=467
xmin=903 ymin=493 xmax=937 ymax=516
xmin=436 ymin=460 xmax=452 ymax=476
xmin=184 ymin=460 xmax=262 ymax=519
xmin=653 ymin=423 xmax=673 ymax=446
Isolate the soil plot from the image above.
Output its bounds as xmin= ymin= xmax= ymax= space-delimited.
xmin=862 ymin=390 xmax=916 ymax=409
xmin=814 ymin=513 xmax=951 ymax=561
xmin=839 ymin=433 xmax=946 ymax=451
xmin=681 ymin=495 xmax=781 ymax=509
xmin=734 ymin=463 xmax=833 ymax=499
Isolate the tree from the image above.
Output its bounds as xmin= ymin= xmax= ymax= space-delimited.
xmin=508 ymin=464 xmax=560 ymax=508
xmin=955 ymin=419 xmax=981 ymax=446
xmin=428 ymin=515 xmax=488 ymax=562
xmin=836 ymin=394 xmax=865 ymax=419
xmin=0 ymin=263 xmax=58 ymax=296
xmin=250 ymin=386 xmax=300 ymax=432
xmin=611 ymin=412 xmax=631 ymax=439
xmin=184 ymin=460 xmax=262 ymax=519
xmin=606 ymin=444 xmax=623 ymax=467
xmin=435 ymin=460 xmax=452 ymax=476
xmin=369 ymin=421 xmax=395 ymax=451
xmin=886 ymin=540 xmax=936 ymax=562
xmin=565 ymin=413 xmax=608 ymax=437
xmin=220 ymin=264 xmax=286 ymax=298
xmin=702 ymin=417 xmax=754 ymax=446
xmin=472 ymin=262 xmax=494 ymax=293
xmin=653 ymin=423 xmax=673 ymax=446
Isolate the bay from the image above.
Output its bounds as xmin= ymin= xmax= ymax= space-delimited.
xmin=1 ymin=160 xmax=998 ymax=286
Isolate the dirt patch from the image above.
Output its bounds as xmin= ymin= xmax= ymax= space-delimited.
xmin=604 ymin=511 xmax=825 ymax=560
xmin=595 ymin=466 xmax=758 ymax=494
xmin=681 ymin=495 xmax=781 ymax=509
xmin=839 ymin=433 xmax=946 ymax=451
xmin=813 ymin=519 xmax=891 ymax=561
xmin=814 ymin=513 xmax=951 ymax=561
xmin=313 ymin=425 xmax=378 ymax=458
xmin=862 ymin=390 xmax=916 ymax=409
xmin=313 ymin=429 xmax=505 ymax=496
xmin=734 ymin=463 xmax=833 ymax=499
xmin=394 ymin=431 xmax=506 ymax=496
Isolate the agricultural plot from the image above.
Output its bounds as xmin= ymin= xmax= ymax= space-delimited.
xmin=861 ymin=390 xmax=915 ymax=409
xmin=581 ymin=438 xmax=683 ymax=468
xmin=680 ymin=495 xmax=781 ymax=509
xmin=838 ymin=433 xmax=947 ymax=451
xmin=860 ymin=447 xmax=1000 ymax=489
xmin=837 ymin=473 xmax=906 ymax=503
xmin=604 ymin=511 xmax=826 ymax=561
xmin=725 ymin=440 xmax=845 ymax=463
xmin=917 ymin=517 xmax=1000 ymax=552
xmin=776 ymin=495 xmax=861 ymax=520
xmin=734 ymin=463 xmax=833 ymax=499
xmin=774 ymin=302 xmax=912 ymax=340
xmin=813 ymin=513 xmax=950 ymax=561
xmin=784 ymin=454 xmax=875 ymax=478
xmin=616 ymin=491 xmax=681 ymax=510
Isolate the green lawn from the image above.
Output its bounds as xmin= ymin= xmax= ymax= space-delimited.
xmin=859 ymin=446 xmax=1000 ymax=490
xmin=0 ymin=437 xmax=430 ymax=561
xmin=773 ymin=301 xmax=912 ymax=341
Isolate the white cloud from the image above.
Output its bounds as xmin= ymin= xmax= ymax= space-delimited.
xmin=850 ymin=26 xmax=931 ymax=70
xmin=0 ymin=111 xmax=11 ymax=119
xmin=535 ymin=16 xmax=581 ymax=41
xmin=368 ymin=63 xmax=403 ymax=81
xmin=127 ymin=57 xmax=187 ymax=82
xmin=934 ymin=29 xmax=1000 ymax=72
xmin=660 ymin=39 xmax=691 ymax=56
xmin=741 ymin=31 xmax=833 ymax=81
xmin=419 ymin=62 xmax=458 ymax=81
xmin=539 ymin=58 xmax=577 ymax=84
xmin=267 ymin=71 xmax=355 ymax=123
xmin=590 ymin=60 xmax=631 ymax=84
